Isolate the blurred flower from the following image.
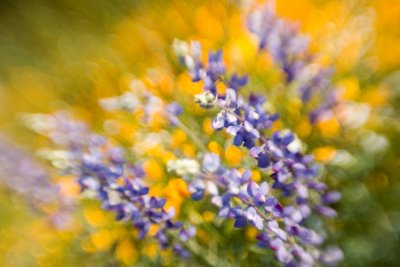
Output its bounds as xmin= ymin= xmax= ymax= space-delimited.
xmin=177 ymin=40 xmax=342 ymax=266
xmin=247 ymin=4 xmax=339 ymax=122
xmin=24 ymin=113 xmax=195 ymax=257
xmin=0 ymin=134 xmax=74 ymax=229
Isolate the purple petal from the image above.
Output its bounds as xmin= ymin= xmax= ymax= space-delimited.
xmin=234 ymin=215 xmax=247 ymax=228
xmin=238 ymin=189 xmax=251 ymax=201
xmin=253 ymin=214 xmax=264 ymax=230
xmin=264 ymin=196 xmax=278 ymax=207
xmin=226 ymin=88 xmax=237 ymax=103
xmin=259 ymin=181 xmax=269 ymax=195
xmin=246 ymin=207 xmax=257 ymax=217
xmin=270 ymin=238 xmax=283 ymax=250
xmin=276 ymin=246 xmax=293 ymax=263
xmin=227 ymin=125 xmax=242 ymax=136
xmin=247 ymin=180 xmax=259 ymax=197
xmin=218 ymin=207 xmax=230 ymax=218
xmin=257 ymin=153 xmax=270 ymax=168
xmin=203 ymin=153 xmax=220 ymax=173
xmin=240 ymin=169 xmax=252 ymax=183
xmin=249 ymin=146 xmax=263 ymax=157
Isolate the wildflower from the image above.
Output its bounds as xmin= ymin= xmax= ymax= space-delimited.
xmin=0 ymin=134 xmax=74 ymax=229
xmin=26 ymin=113 xmax=195 ymax=257
xmin=177 ymin=40 xmax=342 ymax=266
xmin=247 ymin=5 xmax=338 ymax=122
xmin=167 ymin=159 xmax=200 ymax=178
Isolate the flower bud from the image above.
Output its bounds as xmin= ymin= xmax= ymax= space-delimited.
xmin=194 ymin=91 xmax=216 ymax=108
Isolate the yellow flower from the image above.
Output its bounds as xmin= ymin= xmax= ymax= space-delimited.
xmin=313 ymin=146 xmax=337 ymax=163
xmin=84 ymin=207 xmax=107 ymax=228
xmin=58 ymin=177 xmax=80 ymax=198
xmin=182 ymin=143 xmax=196 ymax=157
xmin=361 ymin=85 xmax=389 ymax=107
xmin=208 ymin=141 xmax=222 ymax=156
xmin=251 ymin=170 xmax=262 ymax=183
xmin=144 ymin=159 xmax=164 ymax=181
xmin=148 ymin=224 xmax=160 ymax=236
xmin=171 ymin=129 xmax=187 ymax=148
xmin=317 ymin=116 xmax=340 ymax=137
xmin=245 ymin=227 xmax=258 ymax=240
xmin=177 ymin=73 xmax=203 ymax=95
xmin=161 ymin=151 xmax=176 ymax=164
xmin=216 ymin=81 xmax=226 ymax=95
xmin=148 ymin=112 xmax=166 ymax=130
xmin=225 ymin=145 xmax=242 ymax=166
xmin=164 ymin=179 xmax=189 ymax=216
xmin=148 ymin=184 xmax=164 ymax=198
xmin=338 ymin=77 xmax=360 ymax=101
xmin=143 ymin=243 xmax=159 ymax=260
xmin=89 ymin=230 xmax=114 ymax=251
xmin=202 ymin=211 xmax=214 ymax=222
xmin=115 ymin=239 xmax=138 ymax=265
xmin=203 ymin=117 xmax=214 ymax=136
xmin=195 ymin=5 xmax=224 ymax=41
xmin=296 ymin=118 xmax=312 ymax=138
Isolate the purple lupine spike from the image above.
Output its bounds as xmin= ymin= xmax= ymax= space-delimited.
xmin=179 ymin=152 xmax=340 ymax=266
xmin=0 ymin=134 xmax=75 ymax=229
xmin=178 ymin=40 xmax=342 ymax=266
xmin=247 ymin=5 xmax=339 ymax=122
xmin=28 ymin=113 xmax=194 ymax=257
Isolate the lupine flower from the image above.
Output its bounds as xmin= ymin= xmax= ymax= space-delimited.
xmin=24 ymin=113 xmax=195 ymax=257
xmin=171 ymin=152 xmax=341 ymax=267
xmin=0 ymin=134 xmax=57 ymax=205
xmin=247 ymin=4 xmax=338 ymax=122
xmin=0 ymin=134 xmax=74 ymax=229
xmin=176 ymin=40 xmax=342 ymax=266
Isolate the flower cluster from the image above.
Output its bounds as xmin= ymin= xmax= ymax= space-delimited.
xmin=0 ymin=134 xmax=58 ymax=206
xmin=247 ymin=5 xmax=338 ymax=122
xmin=0 ymin=134 xmax=74 ymax=228
xmin=170 ymin=153 xmax=342 ymax=266
xmin=175 ymin=41 xmax=342 ymax=266
xmin=25 ymin=112 xmax=195 ymax=257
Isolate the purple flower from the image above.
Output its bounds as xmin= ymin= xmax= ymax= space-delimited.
xmin=247 ymin=5 xmax=339 ymax=122
xmin=229 ymin=74 xmax=248 ymax=91
xmin=30 ymin=114 xmax=194 ymax=257
xmin=0 ymin=134 xmax=74 ymax=229
xmin=179 ymin=40 xmax=342 ymax=265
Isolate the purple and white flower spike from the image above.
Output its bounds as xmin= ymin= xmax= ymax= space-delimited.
xmin=25 ymin=113 xmax=195 ymax=258
xmin=176 ymin=40 xmax=342 ymax=266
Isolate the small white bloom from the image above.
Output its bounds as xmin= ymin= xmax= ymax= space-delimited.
xmin=167 ymin=158 xmax=200 ymax=177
